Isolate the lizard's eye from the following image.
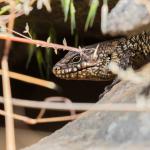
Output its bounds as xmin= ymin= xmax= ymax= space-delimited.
xmin=70 ymin=55 xmax=81 ymax=64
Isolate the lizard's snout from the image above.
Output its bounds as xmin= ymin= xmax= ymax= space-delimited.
xmin=52 ymin=65 xmax=61 ymax=75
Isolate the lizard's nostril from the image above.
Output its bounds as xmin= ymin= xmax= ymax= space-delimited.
xmin=53 ymin=65 xmax=61 ymax=75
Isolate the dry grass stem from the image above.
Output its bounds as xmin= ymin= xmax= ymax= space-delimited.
xmin=2 ymin=1 xmax=16 ymax=150
xmin=0 ymin=33 xmax=81 ymax=53
xmin=0 ymin=97 xmax=150 ymax=112
xmin=0 ymin=109 xmax=80 ymax=124
xmin=37 ymin=97 xmax=76 ymax=119
xmin=0 ymin=69 xmax=58 ymax=90
xmin=101 ymin=0 xmax=109 ymax=33
xmin=1 ymin=57 xmax=16 ymax=150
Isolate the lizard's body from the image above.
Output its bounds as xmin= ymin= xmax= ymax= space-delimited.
xmin=53 ymin=32 xmax=150 ymax=81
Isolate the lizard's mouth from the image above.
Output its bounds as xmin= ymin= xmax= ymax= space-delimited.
xmin=52 ymin=64 xmax=94 ymax=79
xmin=53 ymin=64 xmax=114 ymax=81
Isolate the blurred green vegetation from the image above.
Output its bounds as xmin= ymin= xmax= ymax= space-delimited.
xmin=0 ymin=0 xmax=102 ymax=78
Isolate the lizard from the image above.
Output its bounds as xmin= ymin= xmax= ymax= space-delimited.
xmin=53 ymin=32 xmax=150 ymax=82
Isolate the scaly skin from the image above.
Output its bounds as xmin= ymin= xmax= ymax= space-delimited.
xmin=53 ymin=32 xmax=150 ymax=81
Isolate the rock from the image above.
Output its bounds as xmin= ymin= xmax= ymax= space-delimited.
xmin=23 ymin=64 xmax=150 ymax=150
xmin=105 ymin=0 xmax=150 ymax=35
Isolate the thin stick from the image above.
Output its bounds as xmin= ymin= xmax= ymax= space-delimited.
xmin=1 ymin=57 xmax=16 ymax=150
xmin=0 ymin=69 xmax=58 ymax=90
xmin=0 ymin=96 xmax=150 ymax=112
xmin=2 ymin=1 xmax=16 ymax=150
xmin=0 ymin=109 xmax=80 ymax=124
xmin=0 ymin=34 xmax=81 ymax=53
xmin=37 ymin=97 xmax=76 ymax=119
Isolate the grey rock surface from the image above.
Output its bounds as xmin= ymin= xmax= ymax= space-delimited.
xmin=105 ymin=0 xmax=150 ymax=35
xmin=23 ymin=78 xmax=150 ymax=150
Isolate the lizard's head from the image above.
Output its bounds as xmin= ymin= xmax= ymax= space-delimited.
xmin=53 ymin=42 xmax=119 ymax=81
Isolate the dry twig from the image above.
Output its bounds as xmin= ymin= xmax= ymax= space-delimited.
xmin=37 ymin=97 xmax=76 ymax=119
xmin=1 ymin=1 xmax=16 ymax=150
xmin=0 ymin=34 xmax=81 ymax=53
xmin=0 ymin=69 xmax=58 ymax=90
xmin=0 ymin=96 xmax=150 ymax=112
xmin=0 ymin=109 xmax=80 ymax=124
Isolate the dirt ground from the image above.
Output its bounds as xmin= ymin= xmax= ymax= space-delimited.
xmin=0 ymin=127 xmax=49 ymax=150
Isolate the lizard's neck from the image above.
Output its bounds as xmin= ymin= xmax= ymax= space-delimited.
xmin=116 ymin=32 xmax=150 ymax=69
xmin=129 ymin=32 xmax=150 ymax=55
